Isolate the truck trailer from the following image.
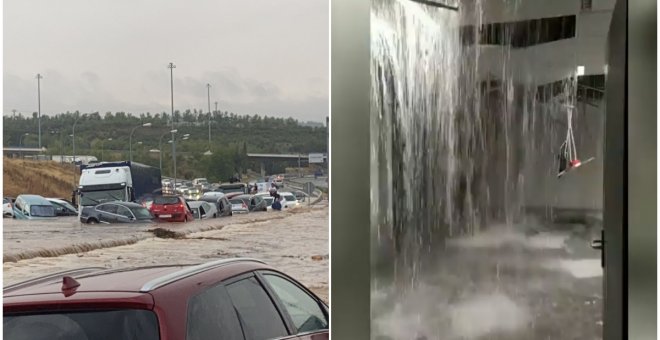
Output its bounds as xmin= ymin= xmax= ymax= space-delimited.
xmin=77 ymin=161 xmax=161 ymax=211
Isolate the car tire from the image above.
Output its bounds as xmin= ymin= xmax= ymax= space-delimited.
xmin=184 ymin=216 xmax=188 ymax=223
xmin=213 ymin=214 xmax=217 ymax=218
xmin=88 ymin=219 xmax=98 ymax=225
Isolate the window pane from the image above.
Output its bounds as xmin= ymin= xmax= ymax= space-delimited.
xmin=4 ymin=309 xmax=159 ymax=340
xmin=98 ymin=204 xmax=117 ymax=214
xmin=263 ymin=274 xmax=328 ymax=333
xmin=154 ymin=196 xmax=180 ymax=205
xmin=117 ymin=206 xmax=133 ymax=218
xmin=186 ymin=284 xmax=244 ymax=340
xmin=30 ymin=205 xmax=56 ymax=217
xmin=130 ymin=207 xmax=152 ymax=220
xmin=226 ymin=277 xmax=288 ymax=340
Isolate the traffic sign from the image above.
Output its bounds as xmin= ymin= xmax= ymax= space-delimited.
xmin=303 ymin=182 xmax=316 ymax=195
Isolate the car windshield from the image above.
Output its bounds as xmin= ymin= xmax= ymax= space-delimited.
xmin=130 ymin=207 xmax=153 ymax=220
xmin=80 ymin=189 xmax=126 ymax=206
xmin=229 ymin=199 xmax=244 ymax=205
xmin=30 ymin=205 xmax=56 ymax=217
xmin=4 ymin=309 xmax=160 ymax=340
xmin=283 ymin=195 xmax=296 ymax=202
xmin=154 ymin=196 xmax=180 ymax=205
xmin=264 ymin=197 xmax=274 ymax=205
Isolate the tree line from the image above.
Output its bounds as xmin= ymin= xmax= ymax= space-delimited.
xmin=3 ymin=110 xmax=328 ymax=182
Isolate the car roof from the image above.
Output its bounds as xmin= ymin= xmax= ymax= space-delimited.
xmin=4 ymin=258 xmax=269 ymax=298
xmin=234 ymin=194 xmax=255 ymax=199
xmin=202 ymin=191 xmax=225 ymax=197
xmin=16 ymin=195 xmax=51 ymax=204
xmin=46 ymin=198 xmax=69 ymax=204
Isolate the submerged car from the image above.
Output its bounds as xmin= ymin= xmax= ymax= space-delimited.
xmin=229 ymin=198 xmax=249 ymax=214
xmin=233 ymin=194 xmax=268 ymax=212
xmin=150 ymin=195 xmax=194 ymax=222
xmin=80 ymin=202 xmax=154 ymax=224
xmin=188 ymin=201 xmax=219 ymax=220
xmin=46 ymin=198 xmax=78 ymax=216
xmin=3 ymin=258 xmax=329 ymax=340
xmin=279 ymin=192 xmax=301 ymax=210
xmin=292 ymin=190 xmax=310 ymax=203
xmin=3 ymin=197 xmax=14 ymax=217
xmin=200 ymin=192 xmax=233 ymax=217
xmin=12 ymin=195 xmax=57 ymax=220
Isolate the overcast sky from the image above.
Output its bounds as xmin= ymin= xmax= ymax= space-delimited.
xmin=4 ymin=0 xmax=328 ymax=122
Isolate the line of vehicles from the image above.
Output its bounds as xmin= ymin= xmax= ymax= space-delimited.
xmin=4 ymin=164 xmax=329 ymax=340
xmin=6 ymin=161 xmax=311 ymax=223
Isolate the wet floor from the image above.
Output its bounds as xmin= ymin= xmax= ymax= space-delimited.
xmin=4 ymin=204 xmax=329 ymax=302
xmin=372 ymin=222 xmax=602 ymax=340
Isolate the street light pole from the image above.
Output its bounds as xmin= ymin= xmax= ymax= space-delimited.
xmin=158 ymin=129 xmax=174 ymax=175
xmin=101 ymin=138 xmax=112 ymax=161
xmin=169 ymin=133 xmax=190 ymax=190
xmin=129 ymin=122 xmax=152 ymax=163
xmin=49 ymin=130 xmax=58 ymax=160
xmin=19 ymin=133 xmax=29 ymax=159
xmin=207 ymin=83 xmax=211 ymax=150
xmin=36 ymin=74 xmax=43 ymax=148
xmin=72 ymin=114 xmax=84 ymax=189
xmin=168 ymin=62 xmax=177 ymax=188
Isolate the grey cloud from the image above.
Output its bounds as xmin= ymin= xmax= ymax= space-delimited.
xmin=4 ymin=0 xmax=328 ymax=120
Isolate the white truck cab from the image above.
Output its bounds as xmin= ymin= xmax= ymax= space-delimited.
xmin=78 ymin=166 xmax=132 ymax=210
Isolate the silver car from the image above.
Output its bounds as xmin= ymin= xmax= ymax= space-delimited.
xmin=229 ymin=198 xmax=249 ymax=214
xmin=187 ymin=201 xmax=219 ymax=219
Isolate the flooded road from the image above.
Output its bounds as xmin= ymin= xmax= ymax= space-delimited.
xmin=4 ymin=204 xmax=329 ymax=302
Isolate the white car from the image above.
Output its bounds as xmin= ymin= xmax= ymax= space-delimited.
xmin=3 ymin=197 xmax=13 ymax=218
xmin=278 ymin=192 xmax=300 ymax=210
xmin=187 ymin=201 xmax=219 ymax=219
xmin=257 ymin=191 xmax=299 ymax=210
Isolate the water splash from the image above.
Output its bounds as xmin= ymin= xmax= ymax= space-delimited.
xmin=371 ymin=0 xmax=603 ymax=338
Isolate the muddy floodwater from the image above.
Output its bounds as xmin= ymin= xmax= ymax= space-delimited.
xmin=4 ymin=203 xmax=329 ymax=302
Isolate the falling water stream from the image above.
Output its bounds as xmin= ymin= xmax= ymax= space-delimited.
xmin=371 ymin=0 xmax=604 ymax=339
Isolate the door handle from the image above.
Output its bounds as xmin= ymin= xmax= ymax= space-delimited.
xmin=590 ymin=239 xmax=603 ymax=250
xmin=591 ymin=229 xmax=604 ymax=268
